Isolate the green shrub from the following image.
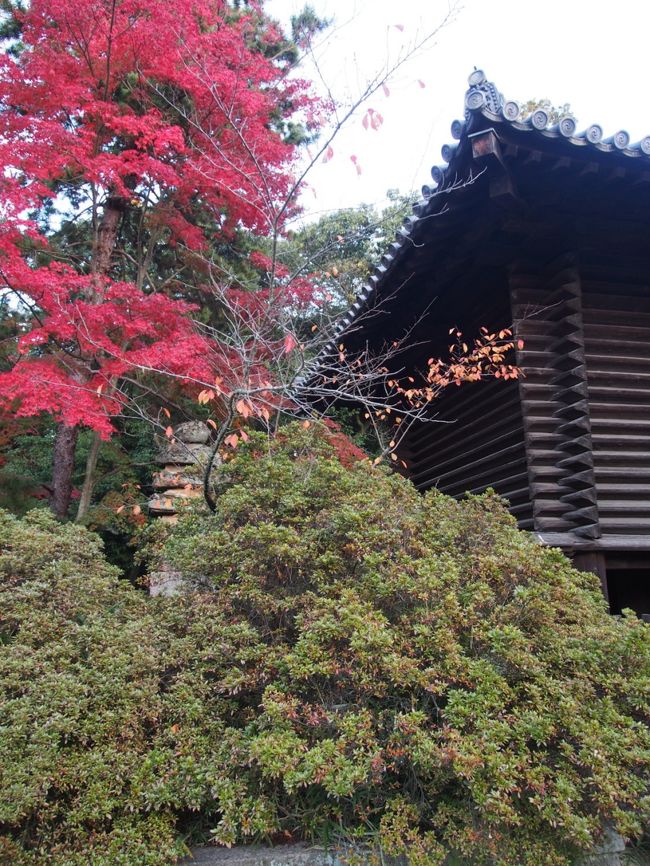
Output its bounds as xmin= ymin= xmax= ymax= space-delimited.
xmin=153 ymin=424 xmax=650 ymax=865
xmin=0 ymin=509 xmax=256 ymax=865
xmin=1 ymin=424 xmax=648 ymax=866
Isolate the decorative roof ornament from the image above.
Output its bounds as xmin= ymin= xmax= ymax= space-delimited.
xmin=586 ymin=124 xmax=603 ymax=144
xmin=432 ymin=68 xmax=650 ymax=192
xmin=464 ymin=68 xmax=504 ymax=118
xmin=558 ymin=116 xmax=578 ymax=137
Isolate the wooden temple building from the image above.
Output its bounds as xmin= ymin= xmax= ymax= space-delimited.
xmin=324 ymin=70 xmax=650 ymax=616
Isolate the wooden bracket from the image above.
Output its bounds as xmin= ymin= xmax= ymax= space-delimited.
xmin=469 ymin=128 xmax=520 ymax=206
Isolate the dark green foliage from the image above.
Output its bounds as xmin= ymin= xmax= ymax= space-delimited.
xmin=281 ymin=191 xmax=416 ymax=307
xmin=1 ymin=425 xmax=648 ymax=866
xmin=291 ymin=5 xmax=330 ymax=49
xmin=0 ymin=419 xmax=57 ymax=515
xmin=0 ymin=416 xmax=156 ymax=575
xmin=0 ymin=0 xmax=26 ymax=53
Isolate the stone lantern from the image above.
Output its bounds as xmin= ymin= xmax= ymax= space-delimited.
xmin=147 ymin=421 xmax=213 ymax=595
xmin=148 ymin=421 xmax=212 ymax=523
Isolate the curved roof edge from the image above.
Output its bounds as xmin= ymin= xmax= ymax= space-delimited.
xmin=295 ymin=70 xmax=650 ymax=387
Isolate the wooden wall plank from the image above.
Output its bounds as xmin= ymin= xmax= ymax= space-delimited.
xmin=400 ymin=272 xmax=533 ymax=529
xmin=582 ymin=257 xmax=650 ymax=536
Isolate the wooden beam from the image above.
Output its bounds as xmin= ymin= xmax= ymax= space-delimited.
xmin=536 ymin=533 xmax=650 ymax=551
xmin=510 ymin=254 xmax=601 ymax=538
xmin=469 ymin=129 xmax=521 ymax=206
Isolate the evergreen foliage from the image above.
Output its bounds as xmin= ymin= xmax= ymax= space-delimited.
xmin=0 ymin=424 xmax=648 ymax=865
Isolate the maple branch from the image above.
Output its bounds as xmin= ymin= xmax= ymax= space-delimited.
xmin=203 ymin=398 xmax=235 ymax=513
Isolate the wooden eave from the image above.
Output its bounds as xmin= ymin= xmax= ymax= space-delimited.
xmin=297 ymin=71 xmax=650 ymax=384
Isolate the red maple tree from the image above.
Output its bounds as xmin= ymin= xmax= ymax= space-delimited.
xmin=0 ymin=0 xmax=320 ymax=517
xmin=0 ymin=0 xmax=515 ymax=520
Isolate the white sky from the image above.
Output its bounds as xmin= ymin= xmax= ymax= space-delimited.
xmin=267 ymin=0 xmax=650 ymax=220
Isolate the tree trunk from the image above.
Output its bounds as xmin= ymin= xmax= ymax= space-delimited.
xmin=49 ymin=195 xmax=125 ymax=520
xmin=51 ymin=424 xmax=79 ymax=519
xmin=75 ymin=431 xmax=102 ymax=522
xmin=92 ymin=195 xmax=124 ymax=282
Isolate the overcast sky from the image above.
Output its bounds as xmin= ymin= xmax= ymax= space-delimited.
xmin=266 ymin=0 xmax=650 ymax=220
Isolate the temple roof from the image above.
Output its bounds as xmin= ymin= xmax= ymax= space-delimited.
xmin=297 ymin=70 xmax=650 ymax=385
xmin=432 ymin=68 xmax=650 ymax=192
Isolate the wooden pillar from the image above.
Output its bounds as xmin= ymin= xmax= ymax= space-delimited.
xmin=573 ymin=551 xmax=609 ymax=605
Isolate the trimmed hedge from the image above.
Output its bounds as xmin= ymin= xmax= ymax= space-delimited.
xmin=1 ymin=423 xmax=648 ymax=865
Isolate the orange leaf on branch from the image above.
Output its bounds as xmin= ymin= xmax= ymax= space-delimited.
xmin=235 ymin=399 xmax=252 ymax=419
xmin=283 ymin=333 xmax=298 ymax=354
xmin=198 ymin=389 xmax=215 ymax=405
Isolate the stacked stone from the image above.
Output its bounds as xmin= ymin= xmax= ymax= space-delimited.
xmin=148 ymin=421 xmax=211 ymax=524
xmin=148 ymin=421 xmax=212 ymax=596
